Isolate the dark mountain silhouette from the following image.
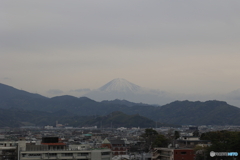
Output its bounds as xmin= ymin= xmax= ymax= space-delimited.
xmin=101 ymin=99 xmax=151 ymax=107
xmin=152 ymin=100 xmax=240 ymax=125
xmin=0 ymin=83 xmax=46 ymax=99
xmin=74 ymin=111 xmax=158 ymax=128
xmin=0 ymin=83 xmax=48 ymax=110
xmin=0 ymin=108 xmax=164 ymax=128
xmin=1 ymin=83 xmax=240 ymax=126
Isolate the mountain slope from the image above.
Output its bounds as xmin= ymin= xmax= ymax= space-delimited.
xmin=79 ymin=111 xmax=157 ymax=128
xmin=0 ymin=83 xmax=46 ymax=99
xmin=0 ymin=83 xmax=48 ymax=109
xmin=0 ymin=108 xmax=158 ymax=128
xmin=0 ymin=108 xmax=74 ymax=127
xmin=152 ymin=100 xmax=240 ymax=125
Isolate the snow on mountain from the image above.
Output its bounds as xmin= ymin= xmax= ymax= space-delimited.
xmin=84 ymin=78 xmax=173 ymax=105
xmin=98 ymin=78 xmax=143 ymax=93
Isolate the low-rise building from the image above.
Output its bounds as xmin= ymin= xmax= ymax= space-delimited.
xmin=0 ymin=141 xmax=18 ymax=160
xmin=20 ymin=149 xmax=111 ymax=160
xmin=177 ymin=136 xmax=210 ymax=148
xmin=101 ymin=138 xmax=127 ymax=156
xmin=152 ymin=148 xmax=195 ymax=160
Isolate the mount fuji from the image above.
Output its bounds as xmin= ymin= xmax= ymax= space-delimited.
xmin=84 ymin=78 xmax=173 ymax=105
xmin=98 ymin=78 xmax=143 ymax=93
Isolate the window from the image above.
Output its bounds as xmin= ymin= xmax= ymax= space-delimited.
xmin=29 ymin=154 xmax=41 ymax=157
xmin=181 ymin=152 xmax=187 ymax=155
xmin=101 ymin=152 xmax=110 ymax=155
xmin=78 ymin=153 xmax=89 ymax=156
xmin=47 ymin=153 xmax=57 ymax=157
xmin=62 ymin=153 xmax=73 ymax=157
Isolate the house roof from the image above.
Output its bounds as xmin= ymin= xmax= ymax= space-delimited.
xmin=41 ymin=143 xmax=66 ymax=146
xmin=102 ymin=138 xmax=111 ymax=144
xmin=109 ymin=140 xmax=125 ymax=145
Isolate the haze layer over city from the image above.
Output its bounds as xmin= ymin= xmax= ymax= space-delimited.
xmin=1 ymin=1 xmax=240 ymax=106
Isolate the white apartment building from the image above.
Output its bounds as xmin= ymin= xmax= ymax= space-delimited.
xmin=19 ymin=149 xmax=112 ymax=160
xmin=18 ymin=137 xmax=112 ymax=160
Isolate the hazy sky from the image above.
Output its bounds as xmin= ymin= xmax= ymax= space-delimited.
xmin=1 ymin=0 xmax=240 ymax=97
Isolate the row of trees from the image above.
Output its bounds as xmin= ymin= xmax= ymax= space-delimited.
xmin=140 ymin=128 xmax=180 ymax=152
xmin=196 ymin=130 xmax=240 ymax=160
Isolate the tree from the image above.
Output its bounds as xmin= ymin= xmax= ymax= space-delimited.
xmin=193 ymin=130 xmax=200 ymax=137
xmin=194 ymin=146 xmax=206 ymax=160
xmin=153 ymin=134 xmax=169 ymax=148
xmin=141 ymin=128 xmax=169 ymax=152
xmin=174 ymin=131 xmax=180 ymax=139
xmin=144 ymin=128 xmax=158 ymax=137
xmin=141 ymin=128 xmax=158 ymax=152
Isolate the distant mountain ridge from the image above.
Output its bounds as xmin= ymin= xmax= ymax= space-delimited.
xmin=83 ymin=78 xmax=240 ymax=107
xmin=101 ymin=99 xmax=151 ymax=107
xmin=1 ymin=82 xmax=240 ymax=126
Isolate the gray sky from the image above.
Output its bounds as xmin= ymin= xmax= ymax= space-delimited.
xmin=1 ymin=0 xmax=240 ymax=98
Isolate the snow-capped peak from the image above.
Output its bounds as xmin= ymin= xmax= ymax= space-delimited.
xmin=98 ymin=78 xmax=142 ymax=93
